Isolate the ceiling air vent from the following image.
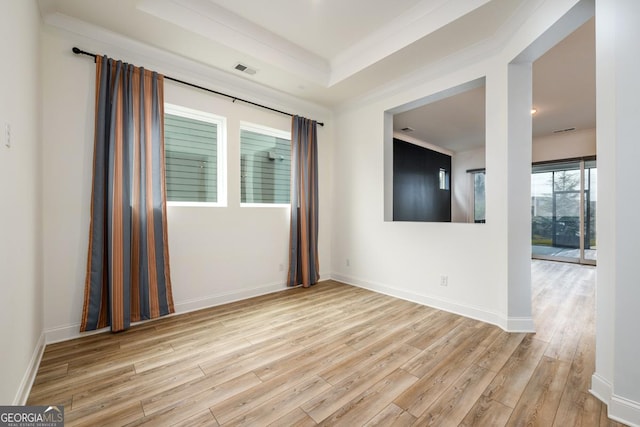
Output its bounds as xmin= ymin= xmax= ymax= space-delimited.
xmin=553 ymin=127 xmax=576 ymax=134
xmin=401 ymin=127 xmax=414 ymax=132
xmin=234 ymin=63 xmax=257 ymax=75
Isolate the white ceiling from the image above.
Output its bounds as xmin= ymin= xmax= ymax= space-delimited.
xmin=532 ymin=16 xmax=595 ymax=137
xmin=37 ymin=0 xmax=595 ymax=145
xmin=37 ymin=0 xmax=524 ymax=105
xmin=394 ymin=85 xmax=487 ymax=153
xmin=202 ymin=0 xmax=429 ymax=60
xmin=394 ymin=17 xmax=595 ymax=152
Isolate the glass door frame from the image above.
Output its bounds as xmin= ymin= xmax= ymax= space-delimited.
xmin=531 ymin=157 xmax=596 ymax=265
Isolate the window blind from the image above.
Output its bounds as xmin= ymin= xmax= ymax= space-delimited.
xmin=240 ymin=129 xmax=290 ymax=204
xmin=165 ymin=114 xmax=218 ymax=202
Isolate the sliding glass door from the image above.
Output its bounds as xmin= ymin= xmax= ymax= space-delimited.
xmin=584 ymin=160 xmax=597 ymax=262
xmin=531 ymin=159 xmax=596 ymax=264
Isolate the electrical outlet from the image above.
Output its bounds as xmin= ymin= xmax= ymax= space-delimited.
xmin=346 ymin=258 xmax=350 ymax=267
xmin=279 ymin=263 xmax=284 ymax=272
xmin=440 ymin=275 xmax=448 ymax=287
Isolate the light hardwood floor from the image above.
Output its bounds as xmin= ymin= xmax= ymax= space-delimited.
xmin=28 ymin=260 xmax=626 ymax=426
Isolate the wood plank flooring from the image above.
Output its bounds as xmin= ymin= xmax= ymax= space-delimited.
xmin=28 ymin=260 xmax=626 ymax=426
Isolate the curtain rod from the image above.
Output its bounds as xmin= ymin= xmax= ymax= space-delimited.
xmin=72 ymin=47 xmax=324 ymax=127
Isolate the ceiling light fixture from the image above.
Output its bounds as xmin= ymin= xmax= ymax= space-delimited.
xmin=531 ymin=108 xmax=537 ymax=115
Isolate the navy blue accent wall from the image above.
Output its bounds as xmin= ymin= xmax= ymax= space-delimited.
xmin=393 ymin=138 xmax=451 ymax=222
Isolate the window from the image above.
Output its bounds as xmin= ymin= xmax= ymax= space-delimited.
xmin=472 ymin=171 xmax=486 ymax=223
xmin=240 ymin=123 xmax=291 ymax=205
xmin=439 ymin=168 xmax=450 ymax=190
xmin=164 ymin=104 xmax=226 ymax=205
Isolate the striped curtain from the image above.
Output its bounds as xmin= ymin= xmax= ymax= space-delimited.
xmin=81 ymin=56 xmax=174 ymax=332
xmin=287 ymin=116 xmax=319 ymax=287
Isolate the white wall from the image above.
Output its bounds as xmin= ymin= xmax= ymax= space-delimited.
xmin=333 ymin=0 xmax=640 ymax=423
xmin=21 ymin=2 xmax=640 ymax=425
xmin=532 ymin=127 xmax=596 ymax=162
xmin=389 ymin=122 xmax=594 ymax=227
xmin=505 ymin=61 xmax=534 ymax=332
xmin=0 ymin=0 xmax=43 ymax=404
xmin=332 ymin=0 xmax=590 ymax=334
xmin=40 ymin=26 xmax=332 ymax=342
xmin=592 ymin=0 xmax=640 ymax=424
xmin=451 ymin=147 xmax=485 ymax=223
xmin=332 ymin=57 xmax=512 ymax=329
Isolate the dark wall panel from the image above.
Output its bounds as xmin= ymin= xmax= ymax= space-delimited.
xmin=393 ymin=139 xmax=451 ymax=222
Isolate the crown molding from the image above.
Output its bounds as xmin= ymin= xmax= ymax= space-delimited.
xmin=331 ymin=0 xmax=557 ymax=113
xmin=329 ymin=0 xmax=491 ymax=86
xmin=334 ymin=34 xmax=497 ymax=114
xmin=137 ymin=0 xmax=496 ymax=89
xmin=42 ymin=12 xmax=331 ymax=122
xmin=137 ymin=0 xmax=330 ymax=86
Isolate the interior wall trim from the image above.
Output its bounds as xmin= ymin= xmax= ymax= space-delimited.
xmin=14 ymin=333 xmax=45 ymax=405
xmin=610 ymin=395 xmax=640 ymax=427
xmin=171 ymin=281 xmax=289 ymax=316
xmin=591 ymin=373 xmax=640 ymax=427
xmin=590 ymin=372 xmax=612 ymax=405
xmin=43 ymin=282 xmax=289 ymax=344
xmin=42 ymin=12 xmax=330 ymax=122
xmin=330 ymin=273 xmax=527 ymax=333
xmin=506 ymin=316 xmax=536 ymax=333
xmin=43 ymin=273 xmax=331 ymax=345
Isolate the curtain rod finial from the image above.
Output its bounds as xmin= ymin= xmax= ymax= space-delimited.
xmin=72 ymin=47 xmax=81 ymax=54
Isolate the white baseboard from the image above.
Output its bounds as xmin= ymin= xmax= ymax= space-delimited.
xmin=44 ymin=322 xmax=106 ymax=345
xmin=173 ymin=281 xmax=288 ymax=314
xmin=610 ymin=395 xmax=640 ymax=427
xmin=43 ymin=279 xmax=302 ymax=344
xmin=330 ymin=273 xmax=528 ymax=332
xmin=591 ymin=373 xmax=640 ymax=427
xmin=13 ymin=332 xmax=45 ymax=405
xmin=172 ymin=275 xmax=331 ymax=314
xmin=506 ymin=316 xmax=536 ymax=333
xmin=590 ymin=373 xmax=613 ymax=405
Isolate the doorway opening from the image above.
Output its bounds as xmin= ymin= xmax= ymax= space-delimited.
xmin=530 ymin=14 xmax=595 ymax=265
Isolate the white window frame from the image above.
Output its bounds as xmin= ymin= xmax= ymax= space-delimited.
xmin=164 ymin=103 xmax=227 ymax=207
xmin=239 ymin=121 xmax=291 ymax=208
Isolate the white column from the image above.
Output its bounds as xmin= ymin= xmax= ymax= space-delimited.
xmin=593 ymin=0 xmax=640 ymax=423
xmin=506 ymin=62 xmax=534 ymax=330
